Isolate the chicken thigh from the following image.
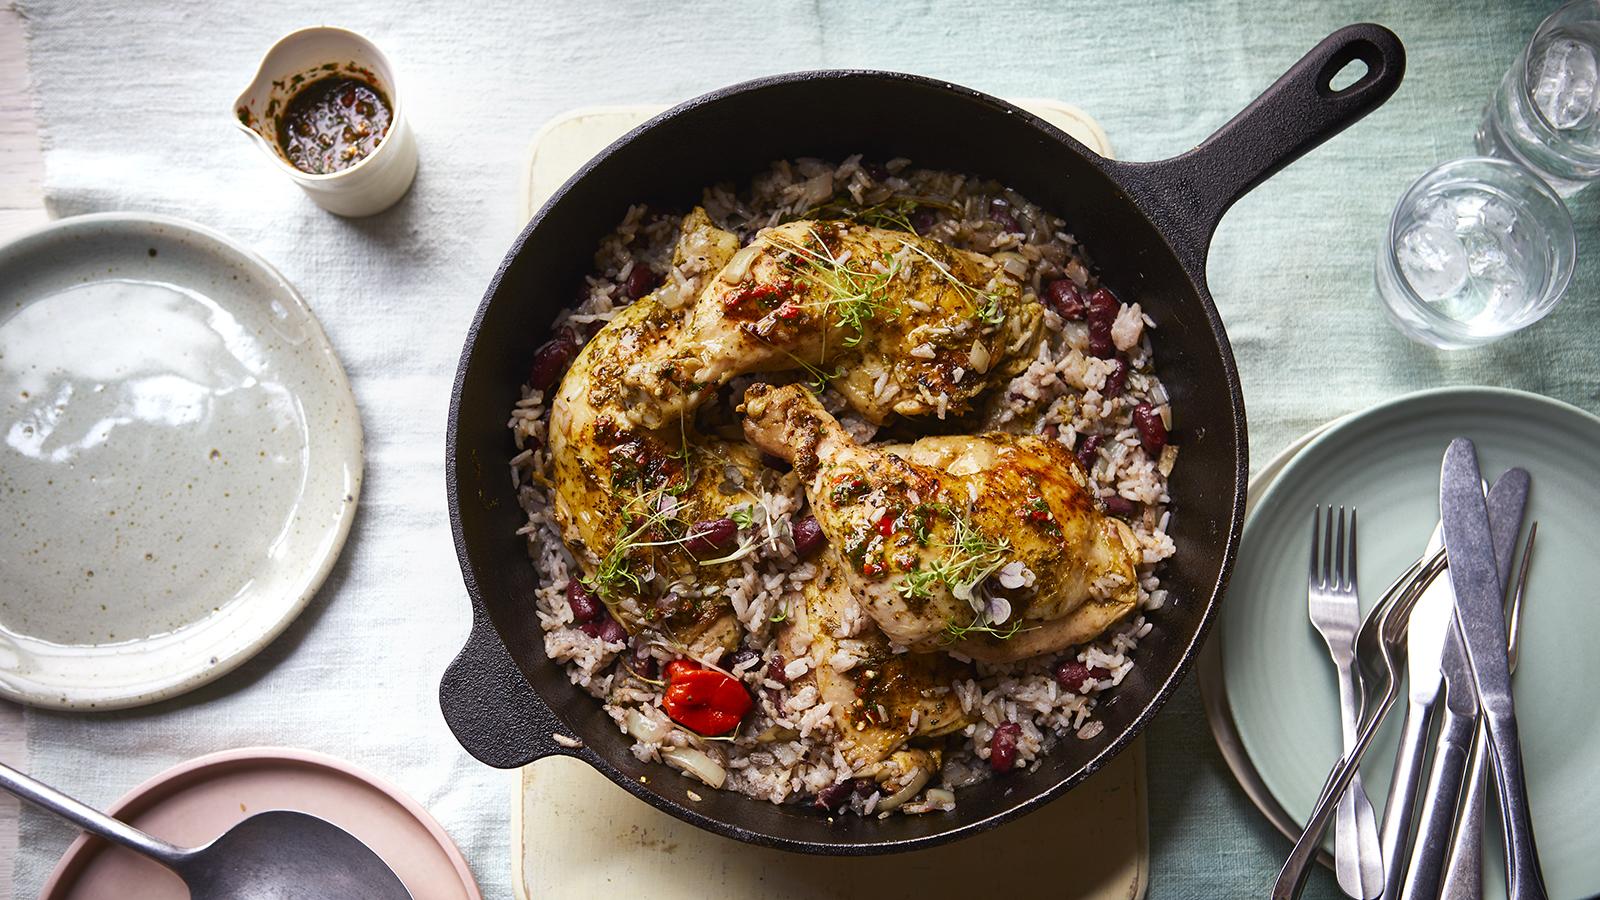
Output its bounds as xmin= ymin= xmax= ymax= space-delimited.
xmin=742 ymin=382 xmax=1142 ymax=662
xmin=545 ymin=209 xmax=765 ymax=655
xmin=779 ymin=551 xmax=969 ymax=795
xmin=621 ymin=219 xmax=1043 ymax=429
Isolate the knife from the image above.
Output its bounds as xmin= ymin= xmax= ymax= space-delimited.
xmin=1439 ymin=440 xmax=1546 ymax=900
xmin=1379 ymin=523 xmax=1449 ymax=900
xmin=1402 ymin=469 xmax=1528 ymax=900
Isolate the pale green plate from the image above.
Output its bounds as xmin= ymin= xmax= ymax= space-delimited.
xmin=1216 ymin=386 xmax=1600 ymax=899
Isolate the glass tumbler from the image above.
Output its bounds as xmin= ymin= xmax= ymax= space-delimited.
xmin=1477 ymin=0 xmax=1600 ymax=195
xmin=1376 ymin=158 xmax=1575 ymax=350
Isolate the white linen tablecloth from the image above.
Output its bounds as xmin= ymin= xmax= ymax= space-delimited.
xmin=9 ymin=1 xmax=1585 ymax=898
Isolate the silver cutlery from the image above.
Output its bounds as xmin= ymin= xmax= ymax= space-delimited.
xmin=1401 ymin=470 xmax=1529 ymax=900
xmin=1441 ymin=523 xmax=1536 ymax=899
xmin=1277 ymin=470 xmax=1527 ymax=900
xmin=1379 ymin=522 xmax=1450 ymax=900
xmin=1274 ymin=546 xmax=1449 ymax=900
xmin=1308 ymin=505 xmax=1385 ymax=898
xmin=1440 ymin=440 xmax=1547 ymax=900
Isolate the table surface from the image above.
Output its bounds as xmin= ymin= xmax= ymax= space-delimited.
xmin=2 ymin=3 xmax=1587 ymax=899
xmin=0 ymin=2 xmax=42 ymax=889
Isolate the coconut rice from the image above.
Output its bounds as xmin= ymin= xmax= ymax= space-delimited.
xmin=507 ymin=156 xmax=1176 ymax=816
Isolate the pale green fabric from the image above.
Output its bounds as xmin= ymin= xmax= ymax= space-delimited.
xmin=12 ymin=1 xmax=1583 ymax=898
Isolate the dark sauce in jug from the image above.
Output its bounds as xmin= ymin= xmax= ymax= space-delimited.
xmin=277 ymin=76 xmax=392 ymax=175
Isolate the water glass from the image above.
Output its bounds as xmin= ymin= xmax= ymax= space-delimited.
xmin=1376 ymin=158 xmax=1575 ymax=350
xmin=1477 ymin=0 xmax=1600 ymax=195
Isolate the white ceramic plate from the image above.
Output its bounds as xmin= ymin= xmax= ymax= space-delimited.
xmin=0 ymin=213 xmax=362 ymax=709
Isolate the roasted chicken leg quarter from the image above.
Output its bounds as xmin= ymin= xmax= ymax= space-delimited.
xmin=620 ymin=219 xmax=1043 ymax=428
xmin=741 ymin=382 xmax=1142 ymax=662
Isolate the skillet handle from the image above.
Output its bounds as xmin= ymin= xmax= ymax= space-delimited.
xmin=439 ymin=603 xmax=581 ymax=769
xmin=1109 ymin=23 xmax=1404 ymax=276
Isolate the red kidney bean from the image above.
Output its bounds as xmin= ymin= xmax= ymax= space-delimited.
xmin=1075 ymin=433 xmax=1103 ymax=470
xmin=1041 ymin=422 xmax=1060 ymax=442
xmin=766 ymin=654 xmax=789 ymax=685
xmin=684 ymin=518 xmax=738 ymax=555
xmin=1044 ymin=278 xmax=1086 ymax=320
xmin=597 ymin=617 xmax=627 ymax=645
xmin=852 ymin=778 xmax=879 ymax=797
xmin=581 ymin=615 xmax=627 ymax=645
xmin=1085 ymin=287 xmax=1120 ymax=359
xmin=624 ymin=264 xmax=661 ymax=300
xmin=1103 ymin=358 xmax=1129 ymax=398
xmin=791 ymin=515 xmax=826 ymax=559
xmin=814 ymin=780 xmax=855 ymax=812
xmin=566 ymin=581 xmax=600 ymax=624
xmin=863 ymin=160 xmax=890 ymax=180
xmin=989 ymin=199 xmax=1022 ymax=233
xmin=1053 ymin=659 xmax=1109 ymax=693
xmin=990 ymin=722 xmax=1023 ymax=774
xmin=909 ymin=208 xmax=937 ymax=233
xmin=1133 ymin=403 xmax=1168 ymax=458
xmin=528 ymin=330 xmax=579 ymax=392
xmin=729 ymin=647 xmax=761 ymax=673
xmin=1086 ymin=286 xmax=1120 ymax=320
xmin=1102 ymin=494 xmax=1140 ymax=519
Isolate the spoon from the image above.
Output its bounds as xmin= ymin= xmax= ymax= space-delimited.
xmin=0 ymin=761 xmax=414 ymax=899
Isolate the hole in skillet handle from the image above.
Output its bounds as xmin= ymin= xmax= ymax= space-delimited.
xmin=1319 ymin=43 xmax=1378 ymax=96
xmin=1104 ymin=23 xmax=1405 ymax=279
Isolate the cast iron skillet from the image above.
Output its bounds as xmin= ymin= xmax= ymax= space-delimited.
xmin=441 ymin=24 xmax=1404 ymax=854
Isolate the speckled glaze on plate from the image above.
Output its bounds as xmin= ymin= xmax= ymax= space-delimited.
xmin=0 ymin=213 xmax=362 ymax=710
xmin=1207 ymin=387 xmax=1600 ymax=898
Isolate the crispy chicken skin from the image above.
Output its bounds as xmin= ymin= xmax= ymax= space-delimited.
xmin=545 ymin=209 xmax=758 ymax=655
xmin=619 ymin=219 xmax=1043 ymax=429
xmin=742 ymin=382 xmax=1142 ymax=662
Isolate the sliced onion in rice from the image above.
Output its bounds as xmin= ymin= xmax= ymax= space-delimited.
xmin=662 ymin=746 xmax=727 ymax=789
xmin=624 ymin=708 xmax=671 ymax=744
xmin=906 ymin=787 xmax=957 ymax=813
xmin=874 ymin=767 xmax=932 ymax=812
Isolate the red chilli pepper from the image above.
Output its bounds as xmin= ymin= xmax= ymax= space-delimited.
xmin=876 ymin=513 xmax=896 ymax=537
xmin=663 ymin=668 xmax=752 ymax=736
xmin=664 ymin=659 xmax=702 ymax=683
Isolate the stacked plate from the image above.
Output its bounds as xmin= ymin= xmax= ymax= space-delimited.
xmin=1200 ymin=386 xmax=1600 ymax=898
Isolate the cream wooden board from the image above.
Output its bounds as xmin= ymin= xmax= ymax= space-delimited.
xmin=516 ymin=742 xmax=1147 ymax=900
xmin=513 ymin=102 xmax=1145 ymax=900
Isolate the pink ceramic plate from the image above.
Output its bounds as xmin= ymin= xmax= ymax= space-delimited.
xmin=39 ymin=747 xmax=480 ymax=900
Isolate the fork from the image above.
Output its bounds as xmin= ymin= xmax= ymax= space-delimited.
xmin=1309 ymin=506 xmax=1384 ymax=899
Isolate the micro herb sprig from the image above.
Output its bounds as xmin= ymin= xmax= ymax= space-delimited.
xmin=587 ymin=492 xmax=678 ymax=601
xmin=764 ymin=228 xmax=899 ymax=349
xmin=895 ymin=567 xmax=940 ymax=601
xmin=800 ymin=196 xmax=917 ymax=233
xmin=730 ymin=506 xmax=756 ymax=529
xmin=895 ymin=238 xmax=1008 ymax=327
xmin=890 ymin=503 xmax=1013 ymax=611
xmin=942 ymin=615 xmax=1030 ymax=644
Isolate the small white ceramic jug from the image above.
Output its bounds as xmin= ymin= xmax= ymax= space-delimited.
xmin=233 ymin=27 xmax=418 ymax=217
